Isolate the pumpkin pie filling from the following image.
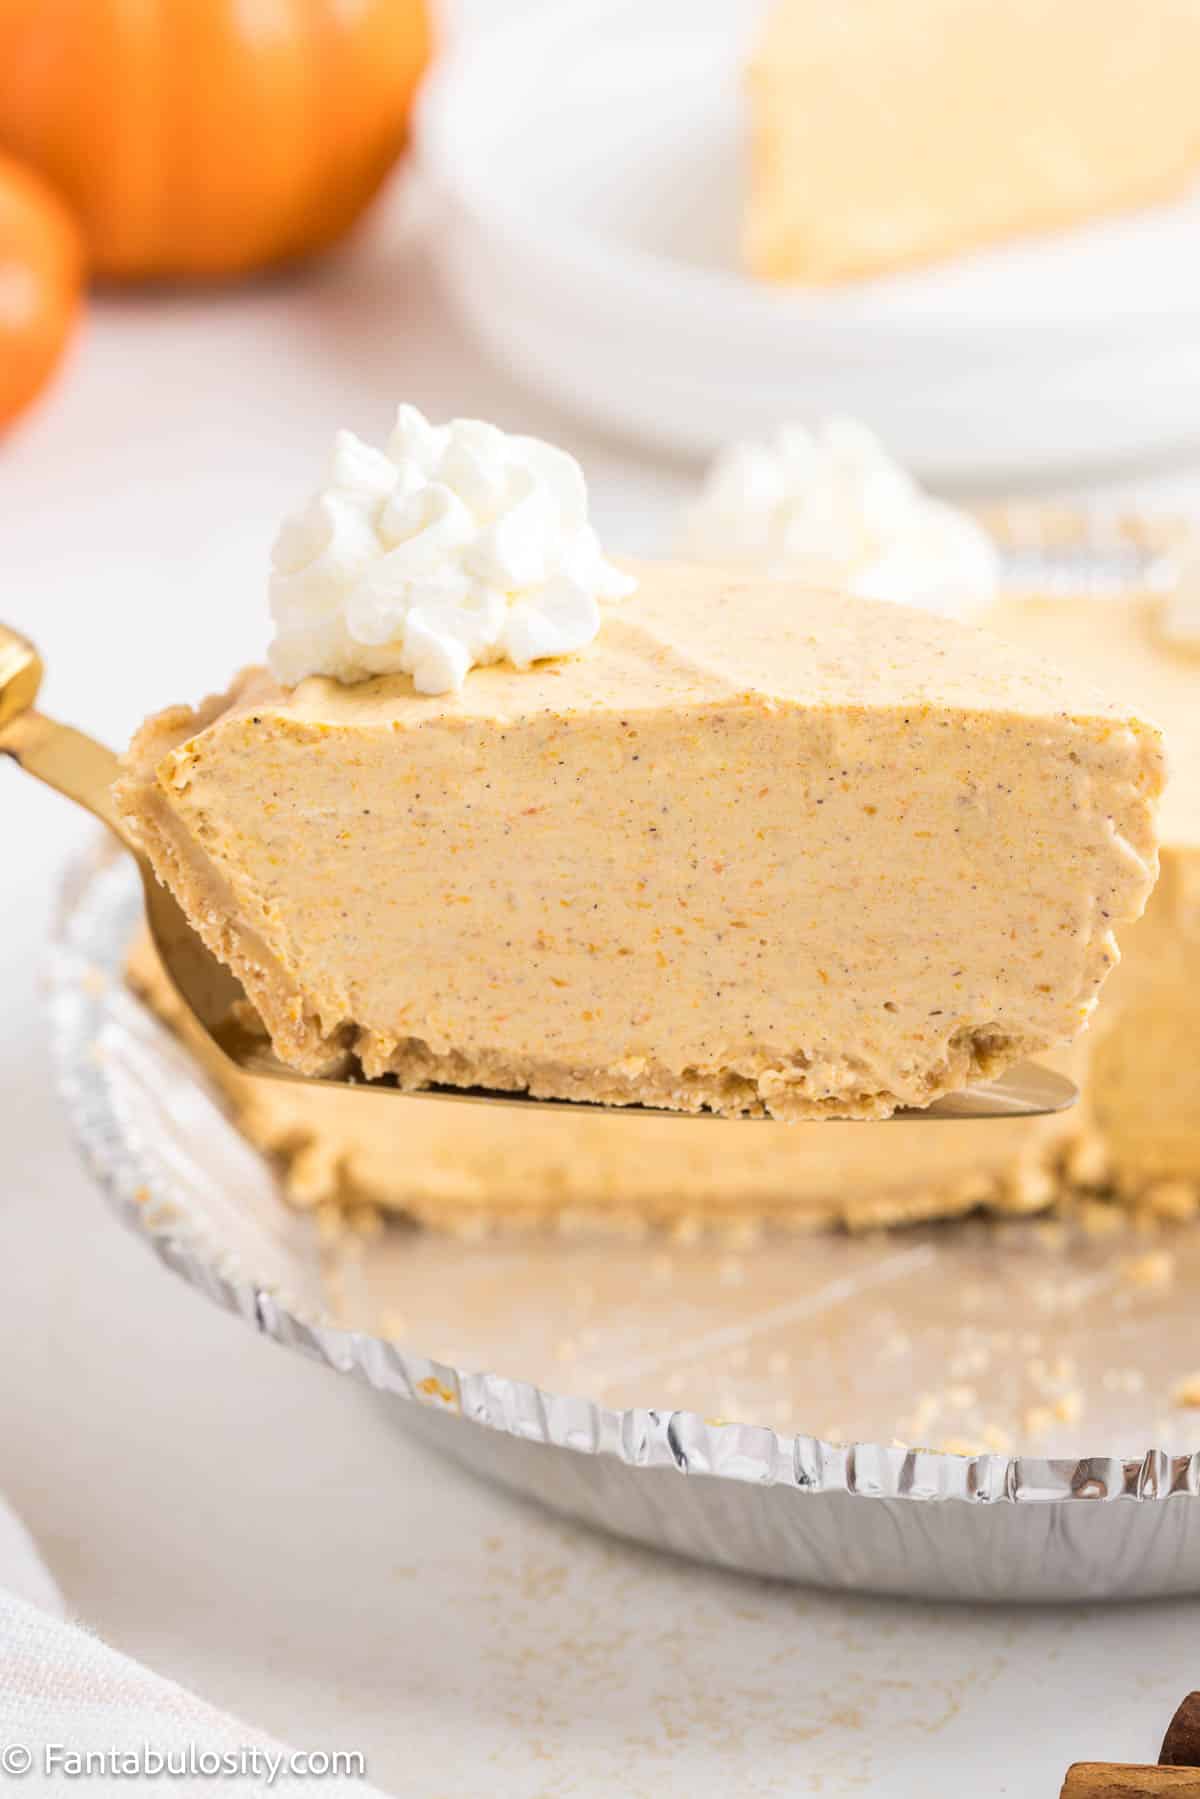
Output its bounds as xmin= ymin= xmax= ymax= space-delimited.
xmin=116 ymin=561 xmax=1163 ymax=1124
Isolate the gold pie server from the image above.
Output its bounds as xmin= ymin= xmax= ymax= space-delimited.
xmin=0 ymin=623 xmax=1077 ymax=1124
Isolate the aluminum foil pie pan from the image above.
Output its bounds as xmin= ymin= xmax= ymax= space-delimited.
xmin=48 ymin=845 xmax=1200 ymax=1603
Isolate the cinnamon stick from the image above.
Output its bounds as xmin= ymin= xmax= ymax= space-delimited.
xmin=1161 ymin=1695 xmax=1200 ymax=1768
xmin=1060 ymin=1767 xmax=1200 ymax=1797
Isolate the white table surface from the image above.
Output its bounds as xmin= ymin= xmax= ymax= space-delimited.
xmin=5 ymin=11 xmax=1200 ymax=1789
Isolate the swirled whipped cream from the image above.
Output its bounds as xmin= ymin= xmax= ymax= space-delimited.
xmin=268 ymin=407 xmax=636 ymax=695
xmin=681 ymin=418 xmax=998 ymax=621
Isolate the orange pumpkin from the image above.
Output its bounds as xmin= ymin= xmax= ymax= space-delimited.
xmin=0 ymin=0 xmax=432 ymax=281
xmin=0 ymin=150 xmax=81 ymax=428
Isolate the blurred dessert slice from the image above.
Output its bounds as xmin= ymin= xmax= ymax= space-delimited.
xmin=746 ymin=0 xmax=1200 ymax=282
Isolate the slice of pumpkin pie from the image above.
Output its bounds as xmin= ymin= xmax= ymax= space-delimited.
xmin=745 ymin=0 xmax=1200 ymax=283
xmin=115 ymin=414 xmax=1164 ymax=1121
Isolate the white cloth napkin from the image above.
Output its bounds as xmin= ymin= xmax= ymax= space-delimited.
xmin=0 ymin=1497 xmax=386 ymax=1796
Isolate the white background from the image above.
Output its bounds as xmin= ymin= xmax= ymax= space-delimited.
xmin=3 ymin=3 xmax=1200 ymax=1791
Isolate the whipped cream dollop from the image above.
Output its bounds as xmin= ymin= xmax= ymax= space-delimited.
xmin=268 ymin=407 xmax=636 ymax=695
xmin=681 ymin=418 xmax=999 ymax=621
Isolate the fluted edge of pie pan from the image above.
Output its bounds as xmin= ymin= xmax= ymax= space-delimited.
xmin=47 ymin=834 xmax=1200 ymax=1603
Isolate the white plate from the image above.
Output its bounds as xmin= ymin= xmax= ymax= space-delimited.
xmin=417 ymin=0 xmax=1200 ymax=479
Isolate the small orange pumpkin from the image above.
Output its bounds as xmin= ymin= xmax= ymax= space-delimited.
xmin=0 ymin=0 xmax=432 ymax=281
xmin=0 ymin=150 xmax=81 ymax=429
